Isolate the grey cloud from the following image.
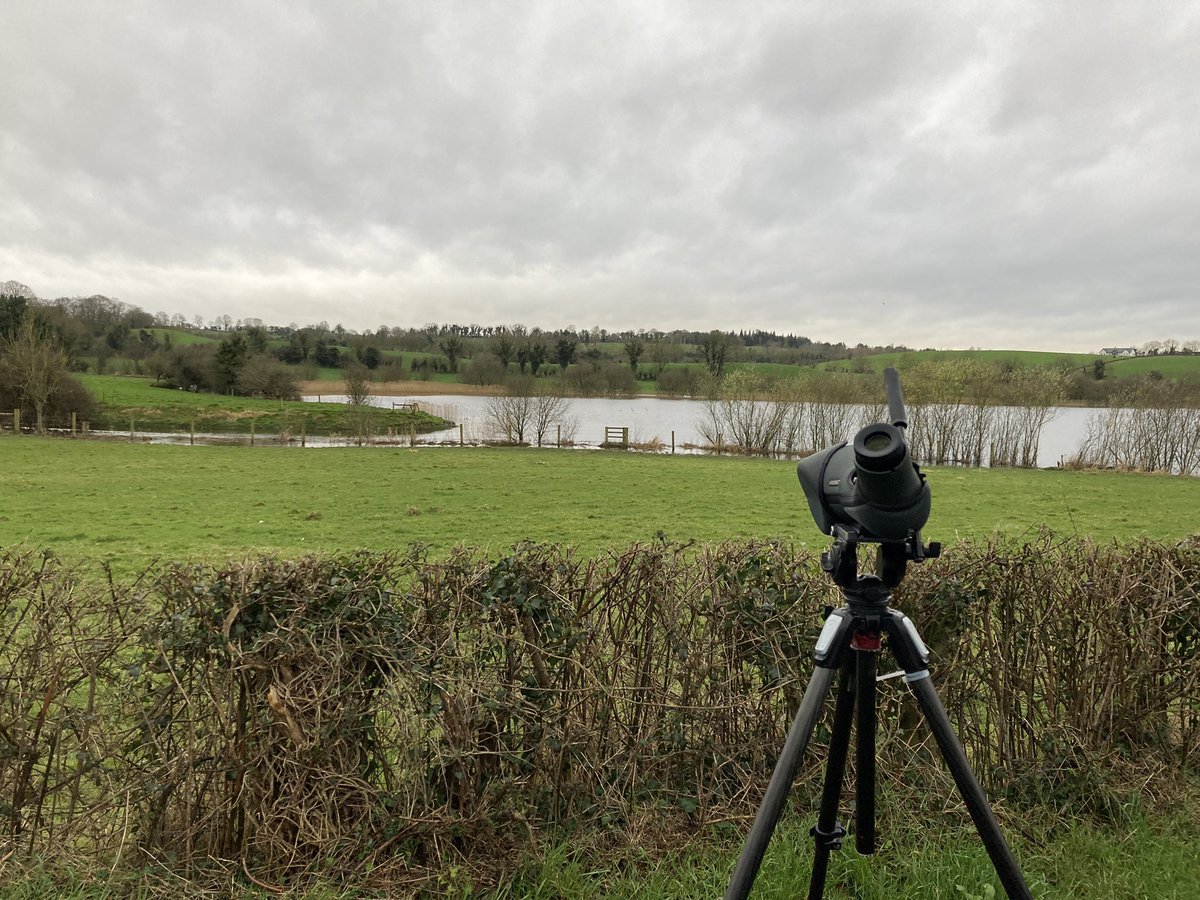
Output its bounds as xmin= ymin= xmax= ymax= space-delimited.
xmin=2 ymin=1 xmax=1198 ymax=350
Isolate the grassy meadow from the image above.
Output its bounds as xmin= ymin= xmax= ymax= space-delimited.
xmin=77 ymin=374 xmax=448 ymax=435
xmin=2 ymin=435 xmax=1199 ymax=573
xmin=4 ymin=811 xmax=1196 ymax=898
xmin=813 ymin=348 xmax=1200 ymax=381
xmin=815 ymin=349 xmax=1102 ymax=373
xmin=1101 ymin=353 xmax=1200 ymax=379
xmin=492 ymin=814 xmax=1200 ymax=899
xmin=2 ymin=435 xmax=1199 ymax=897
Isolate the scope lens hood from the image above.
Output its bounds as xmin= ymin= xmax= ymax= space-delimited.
xmin=852 ymin=423 xmax=906 ymax=472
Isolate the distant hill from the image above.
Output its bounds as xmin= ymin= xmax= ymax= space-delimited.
xmin=812 ymin=348 xmax=1200 ymax=381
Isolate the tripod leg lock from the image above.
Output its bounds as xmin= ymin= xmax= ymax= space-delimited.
xmin=813 ymin=609 xmax=854 ymax=668
xmin=810 ymin=821 xmax=846 ymax=851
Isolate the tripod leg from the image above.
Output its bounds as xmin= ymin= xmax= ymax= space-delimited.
xmin=725 ymin=664 xmax=838 ymax=900
xmin=883 ymin=611 xmax=1033 ymax=900
xmin=905 ymin=675 xmax=1032 ymax=900
xmin=854 ymin=645 xmax=878 ymax=855
xmin=807 ymin=660 xmax=855 ymax=900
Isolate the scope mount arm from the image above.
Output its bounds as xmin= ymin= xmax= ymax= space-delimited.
xmin=822 ymin=526 xmax=941 ymax=593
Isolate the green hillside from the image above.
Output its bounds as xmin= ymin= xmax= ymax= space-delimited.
xmin=815 ymin=348 xmax=1200 ymax=380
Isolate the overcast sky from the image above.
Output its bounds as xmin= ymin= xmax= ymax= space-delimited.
xmin=3 ymin=2 xmax=1198 ymax=351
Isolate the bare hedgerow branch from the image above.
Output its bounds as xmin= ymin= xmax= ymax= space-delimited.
xmin=0 ymin=534 xmax=1197 ymax=891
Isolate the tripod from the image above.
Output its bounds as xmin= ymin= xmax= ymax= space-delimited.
xmin=724 ymin=530 xmax=1033 ymax=900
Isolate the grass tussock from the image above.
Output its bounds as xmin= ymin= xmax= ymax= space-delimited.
xmin=0 ymin=534 xmax=1197 ymax=894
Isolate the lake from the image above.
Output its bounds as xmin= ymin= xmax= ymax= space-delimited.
xmin=306 ymin=393 xmax=1097 ymax=468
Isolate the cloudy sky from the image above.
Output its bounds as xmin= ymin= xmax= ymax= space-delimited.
xmin=3 ymin=2 xmax=1198 ymax=351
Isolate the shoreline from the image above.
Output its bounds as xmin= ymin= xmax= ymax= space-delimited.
xmin=299 ymin=378 xmax=505 ymax=397
xmin=298 ymin=378 xmax=676 ymax=400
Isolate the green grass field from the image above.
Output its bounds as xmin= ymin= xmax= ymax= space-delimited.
xmin=1101 ymin=354 xmax=1200 ymax=379
xmin=3 ymin=809 xmax=1195 ymax=898
xmin=491 ymin=813 xmax=1200 ymax=899
xmin=816 ymin=349 xmax=1103 ymax=374
xmin=2 ymin=436 xmax=1198 ymax=895
xmin=813 ymin=348 xmax=1200 ymax=381
xmin=2 ymin=436 xmax=1197 ymax=573
xmin=143 ymin=327 xmax=220 ymax=346
xmin=77 ymin=374 xmax=448 ymax=435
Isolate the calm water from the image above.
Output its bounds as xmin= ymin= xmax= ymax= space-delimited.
xmin=306 ymin=393 xmax=1096 ymax=468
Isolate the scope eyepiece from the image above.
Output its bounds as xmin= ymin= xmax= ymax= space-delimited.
xmin=852 ymin=423 xmax=906 ymax=473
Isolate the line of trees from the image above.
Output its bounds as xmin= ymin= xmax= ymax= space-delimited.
xmin=0 ymin=290 xmax=96 ymax=431
xmin=4 ymin=273 xmax=905 ymax=376
xmin=697 ymin=371 xmax=881 ymax=456
xmin=1070 ymin=380 xmax=1200 ymax=475
xmin=7 ymin=279 xmax=1200 ymax=417
xmin=696 ymin=361 xmax=1071 ymax=467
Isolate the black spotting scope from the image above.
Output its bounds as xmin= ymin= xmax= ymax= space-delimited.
xmin=796 ymin=368 xmax=929 ymax=543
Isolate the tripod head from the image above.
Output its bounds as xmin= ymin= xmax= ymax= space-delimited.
xmin=825 ymin=528 xmax=936 ymax=600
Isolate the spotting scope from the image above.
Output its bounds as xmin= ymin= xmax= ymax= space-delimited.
xmin=796 ymin=368 xmax=929 ymax=543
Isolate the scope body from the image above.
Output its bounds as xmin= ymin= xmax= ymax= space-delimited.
xmin=796 ymin=410 xmax=929 ymax=543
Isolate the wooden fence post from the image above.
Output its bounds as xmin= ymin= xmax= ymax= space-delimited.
xmin=129 ymin=415 xmax=135 ymax=442
xmin=70 ymin=411 xmax=77 ymax=436
xmin=301 ymin=423 xmax=306 ymax=447
xmin=190 ymin=418 xmax=195 ymax=446
xmin=671 ymin=430 xmax=675 ymax=454
xmin=557 ymin=424 xmax=561 ymax=448
xmin=409 ymin=424 xmax=416 ymax=447
xmin=250 ymin=420 xmax=255 ymax=446
xmin=460 ymin=423 xmax=465 ymax=446
xmin=13 ymin=409 xmax=19 ymax=434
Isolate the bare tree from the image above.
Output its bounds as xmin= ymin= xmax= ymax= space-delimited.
xmin=344 ymin=363 xmax=372 ymax=406
xmin=1071 ymin=380 xmax=1200 ymax=475
xmin=1 ymin=280 xmax=36 ymax=299
xmin=485 ymin=392 xmax=535 ymax=444
xmin=484 ymin=375 xmax=575 ymax=444
xmin=697 ymin=371 xmax=801 ymax=455
xmin=0 ymin=319 xmax=67 ymax=432
xmin=532 ymin=385 xmax=575 ymax=446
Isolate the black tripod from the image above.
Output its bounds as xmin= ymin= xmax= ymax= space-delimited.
xmin=724 ymin=530 xmax=1033 ymax=900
